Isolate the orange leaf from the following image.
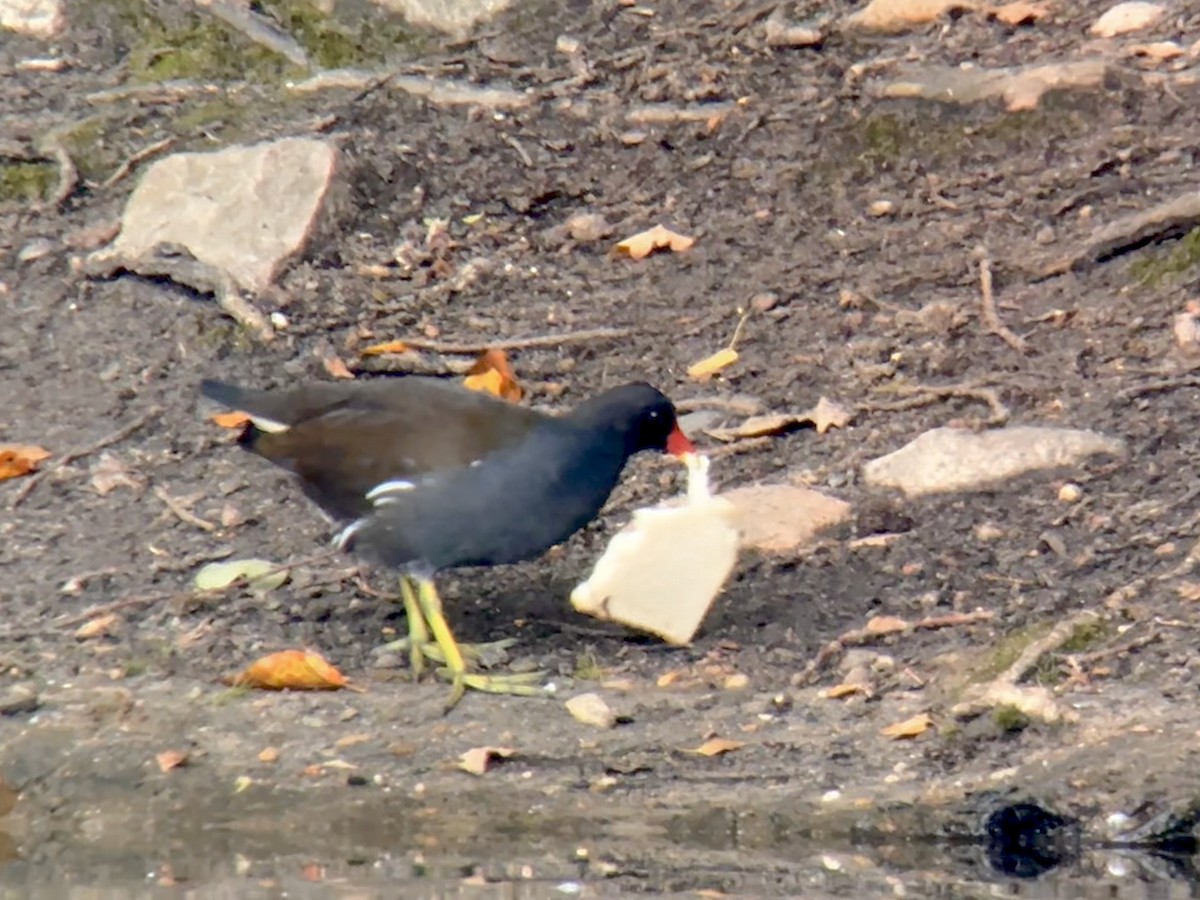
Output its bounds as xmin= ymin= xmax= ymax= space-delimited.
xmin=322 ymin=355 xmax=355 ymax=380
xmin=687 ymin=347 xmax=739 ymax=380
xmin=360 ymin=340 xmax=410 ymax=356
xmin=458 ymin=745 xmax=516 ymax=775
xmin=880 ymin=712 xmax=933 ymax=739
xmin=688 ymin=737 xmax=744 ymax=757
xmin=865 ymin=615 xmax=909 ymax=635
xmin=613 ymin=224 xmax=695 ymax=260
xmin=0 ymin=444 xmax=50 ymax=481
xmin=462 ymin=348 xmax=523 ymax=402
xmin=156 ymin=749 xmax=188 ymax=772
xmin=230 ymin=649 xmax=351 ymax=691
xmin=211 ymin=411 xmax=251 ymax=429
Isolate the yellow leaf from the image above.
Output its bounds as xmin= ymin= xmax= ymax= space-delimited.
xmin=229 ymin=649 xmax=352 ymax=691
xmin=687 ymin=347 xmax=739 ymax=380
xmin=458 ymin=746 xmax=516 ymax=775
xmin=613 ymin=224 xmax=695 ymax=260
xmin=359 ymin=339 xmax=410 ymax=356
xmin=0 ymin=444 xmax=50 ymax=481
xmin=462 ymin=349 xmax=523 ymax=402
xmin=688 ymin=737 xmax=744 ymax=757
xmin=880 ymin=712 xmax=933 ymax=739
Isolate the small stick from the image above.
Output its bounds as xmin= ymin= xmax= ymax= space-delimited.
xmin=11 ymin=408 xmax=158 ymax=507
xmin=863 ymin=382 xmax=1010 ymax=426
xmin=100 ymin=137 xmax=176 ymax=190
xmin=153 ymin=485 xmax=217 ymax=532
xmin=502 ymin=134 xmax=533 ymax=168
xmin=40 ymin=136 xmax=78 ymax=209
xmin=793 ymin=608 xmax=994 ymax=685
xmin=393 ymin=328 xmax=633 ymax=355
xmin=975 ymin=246 xmax=1028 ymax=354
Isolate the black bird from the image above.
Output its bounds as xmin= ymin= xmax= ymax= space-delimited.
xmin=201 ymin=376 xmax=693 ymax=708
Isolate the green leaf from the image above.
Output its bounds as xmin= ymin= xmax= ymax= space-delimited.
xmin=194 ymin=558 xmax=288 ymax=593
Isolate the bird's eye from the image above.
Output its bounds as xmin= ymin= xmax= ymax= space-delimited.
xmin=648 ymin=410 xmax=659 ymax=418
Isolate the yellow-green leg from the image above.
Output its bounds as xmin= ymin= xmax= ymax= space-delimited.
xmin=411 ymin=576 xmax=547 ymax=711
xmin=399 ymin=576 xmax=429 ymax=678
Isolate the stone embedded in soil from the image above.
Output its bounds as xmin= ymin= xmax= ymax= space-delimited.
xmin=878 ymin=60 xmax=1108 ymax=112
xmin=565 ymin=692 xmax=618 ymax=729
xmin=92 ymin=138 xmax=342 ymax=294
xmin=862 ymin=426 xmax=1126 ymax=498
xmin=0 ymin=0 xmax=65 ymax=39
xmin=721 ymin=483 xmax=851 ymax=553
xmin=0 ymin=685 xmax=40 ymax=716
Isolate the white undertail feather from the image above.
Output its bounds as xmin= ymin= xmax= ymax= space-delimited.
xmin=366 ymin=478 xmax=416 ymax=506
xmin=246 ymin=415 xmax=290 ymax=434
xmin=332 ymin=519 xmax=363 ymax=550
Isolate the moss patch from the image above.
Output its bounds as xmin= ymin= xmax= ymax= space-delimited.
xmin=0 ymin=162 xmax=58 ymax=203
xmin=1130 ymin=227 xmax=1200 ymax=287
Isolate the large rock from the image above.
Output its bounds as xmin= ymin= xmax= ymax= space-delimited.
xmin=863 ymin=426 xmax=1126 ymax=497
xmin=95 ymin=138 xmax=342 ymax=294
xmin=0 ymin=0 xmax=65 ymax=39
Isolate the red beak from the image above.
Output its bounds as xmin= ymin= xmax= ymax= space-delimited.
xmin=666 ymin=423 xmax=694 ymax=458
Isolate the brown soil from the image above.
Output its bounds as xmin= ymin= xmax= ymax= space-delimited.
xmin=3 ymin=0 xmax=1200 ymax=894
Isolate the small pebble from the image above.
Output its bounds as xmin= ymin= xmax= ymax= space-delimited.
xmin=1058 ymin=483 xmax=1083 ymax=503
xmin=867 ymin=200 xmax=896 ymax=217
xmin=566 ymin=692 xmax=617 ymax=729
xmin=723 ymin=673 xmax=750 ymax=691
xmin=0 ymin=685 xmax=40 ymax=716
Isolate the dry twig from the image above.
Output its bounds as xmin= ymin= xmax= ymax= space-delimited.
xmin=862 ymin=382 xmax=1010 ymax=426
xmin=384 ymin=328 xmax=633 ymax=355
xmin=153 ymin=485 xmax=217 ymax=532
xmin=793 ymin=609 xmax=995 ymax=686
xmin=11 ymin=408 xmax=158 ymax=507
xmin=975 ymin=245 xmax=1027 ymax=353
xmin=100 ymin=137 xmax=176 ymax=190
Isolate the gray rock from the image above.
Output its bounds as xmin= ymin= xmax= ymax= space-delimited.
xmin=863 ymin=426 xmax=1126 ymax=497
xmin=94 ymin=138 xmax=342 ymax=294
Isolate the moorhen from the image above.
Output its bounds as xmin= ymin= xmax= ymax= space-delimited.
xmin=200 ymin=376 xmax=694 ymax=708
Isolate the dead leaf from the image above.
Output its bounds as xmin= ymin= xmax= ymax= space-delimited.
xmin=0 ymin=444 xmax=50 ymax=481
xmin=229 ymin=649 xmax=353 ymax=691
xmin=462 ymin=348 xmax=523 ymax=402
xmin=359 ymin=339 xmax=410 ymax=356
xmin=75 ymin=613 xmax=119 ymax=640
xmin=211 ymin=411 xmax=251 ymax=429
xmin=988 ymin=0 xmax=1049 ymax=25
xmin=322 ymin=355 xmax=355 ymax=380
xmin=865 ymin=615 xmax=909 ymax=635
xmin=657 ymin=670 xmax=683 ymax=687
xmin=258 ymin=747 xmax=280 ymax=763
xmin=688 ymin=737 xmax=745 ymax=757
xmin=334 ymin=733 xmax=372 ymax=749
xmin=687 ymin=347 xmax=739 ymax=381
xmin=824 ymin=683 xmax=868 ymax=699
xmin=89 ymin=452 xmax=143 ymax=495
xmin=810 ymin=396 xmax=852 ymax=434
xmin=613 ymin=224 xmax=695 ymax=260
xmin=458 ymin=746 xmax=516 ymax=775
xmin=156 ymin=749 xmax=188 ymax=773
xmin=880 ymin=712 xmax=933 ymax=739
xmin=1176 ymin=581 xmax=1200 ymax=602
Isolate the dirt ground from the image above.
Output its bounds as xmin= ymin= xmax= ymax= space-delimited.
xmin=4 ymin=0 xmax=1200 ymax=894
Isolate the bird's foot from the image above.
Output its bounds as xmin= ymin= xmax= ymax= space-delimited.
xmin=440 ymin=668 xmax=549 ymax=710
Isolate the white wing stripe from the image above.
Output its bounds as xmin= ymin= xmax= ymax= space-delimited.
xmin=366 ymin=479 xmax=416 ymax=504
